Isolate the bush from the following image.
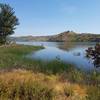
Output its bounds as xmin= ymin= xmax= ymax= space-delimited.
xmin=86 ymin=43 xmax=100 ymax=68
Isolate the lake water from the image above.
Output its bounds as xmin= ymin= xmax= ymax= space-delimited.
xmin=17 ymin=42 xmax=96 ymax=71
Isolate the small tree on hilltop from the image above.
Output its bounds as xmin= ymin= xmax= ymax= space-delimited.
xmin=0 ymin=3 xmax=19 ymax=44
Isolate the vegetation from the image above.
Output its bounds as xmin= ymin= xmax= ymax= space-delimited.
xmin=86 ymin=86 xmax=100 ymax=100
xmin=0 ymin=69 xmax=94 ymax=100
xmin=0 ymin=3 xmax=19 ymax=44
xmin=0 ymin=69 xmax=54 ymax=100
xmin=0 ymin=44 xmax=44 ymax=68
xmin=0 ymin=44 xmax=99 ymax=100
xmin=86 ymin=43 xmax=100 ymax=68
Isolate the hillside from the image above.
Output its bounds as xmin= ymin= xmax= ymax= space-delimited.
xmin=48 ymin=31 xmax=100 ymax=42
xmin=11 ymin=31 xmax=100 ymax=42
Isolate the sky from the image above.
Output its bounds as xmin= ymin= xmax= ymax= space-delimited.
xmin=0 ymin=0 xmax=100 ymax=36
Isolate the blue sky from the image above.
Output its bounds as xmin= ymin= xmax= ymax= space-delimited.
xmin=0 ymin=0 xmax=100 ymax=36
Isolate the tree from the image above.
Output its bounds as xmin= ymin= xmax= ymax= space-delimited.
xmin=86 ymin=43 xmax=100 ymax=68
xmin=0 ymin=3 xmax=19 ymax=44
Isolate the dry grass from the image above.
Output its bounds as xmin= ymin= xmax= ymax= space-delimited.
xmin=0 ymin=69 xmax=88 ymax=100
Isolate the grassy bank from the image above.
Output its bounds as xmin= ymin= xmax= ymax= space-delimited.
xmin=0 ymin=44 xmax=44 ymax=68
xmin=0 ymin=44 xmax=74 ymax=74
xmin=0 ymin=44 xmax=100 ymax=100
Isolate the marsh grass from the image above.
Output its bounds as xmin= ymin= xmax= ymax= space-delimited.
xmin=0 ymin=45 xmax=99 ymax=85
xmin=0 ymin=44 xmax=73 ymax=74
xmin=0 ymin=44 xmax=44 ymax=68
xmin=0 ymin=44 xmax=100 ymax=100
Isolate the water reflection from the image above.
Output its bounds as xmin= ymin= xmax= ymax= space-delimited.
xmin=17 ymin=42 xmax=96 ymax=71
xmin=58 ymin=42 xmax=76 ymax=51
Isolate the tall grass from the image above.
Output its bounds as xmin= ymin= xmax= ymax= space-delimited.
xmin=0 ymin=44 xmax=43 ymax=68
xmin=0 ymin=69 xmax=88 ymax=100
xmin=0 ymin=44 xmax=99 ymax=84
xmin=0 ymin=69 xmax=54 ymax=100
xmin=0 ymin=44 xmax=74 ymax=74
xmin=0 ymin=44 xmax=100 ymax=100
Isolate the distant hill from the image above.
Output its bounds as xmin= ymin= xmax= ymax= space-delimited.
xmin=48 ymin=31 xmax=100 ymax=42
xmin=10 ymin=36 xmax=50 ymax=42
xmin=11 ymin=31 xmax=100 ymax=42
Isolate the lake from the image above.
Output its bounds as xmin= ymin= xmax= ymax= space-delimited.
xmin=17 ymin=42 xmax=96 ymax=71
